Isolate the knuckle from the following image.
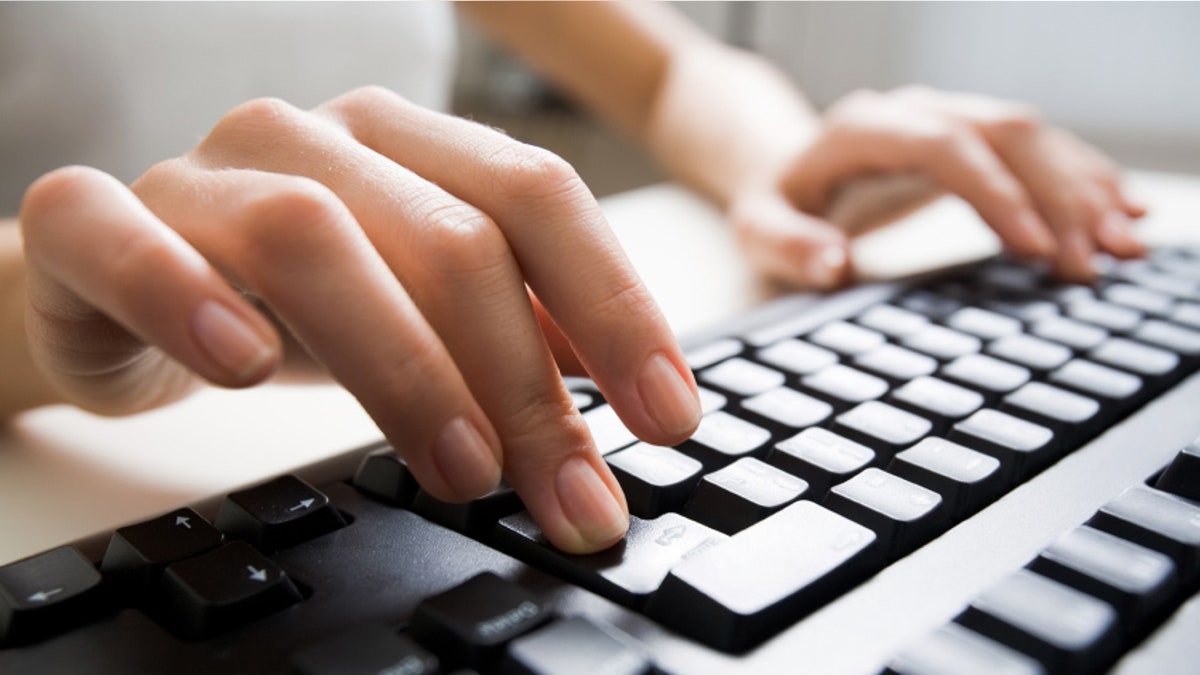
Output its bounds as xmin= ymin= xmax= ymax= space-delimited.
xmin=591 ymin=274 xmax=659 ymax=326
xmin=238 ymin=176 xmax=349 ymax=256
xmin=200 ymin=97 xmax=306 ymax=155
xmin=420 ymin=201 xmax=511 ymax=279
xmin=505 ymin=386 xmax=592 ymax=457
xmin=20 ymin=166 xmax=107 ymax=224
xmin=486 ymin=143 xmax=585 ymax=205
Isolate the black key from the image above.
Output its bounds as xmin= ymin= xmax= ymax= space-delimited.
xmin=685 ymin=337 xmax=744 ymax=370
xmin=582 ymin=404 xmax=637 ymax=456
xmin=1048 ymin=359 xmax=1143 ymax=408
xmin=940 ymin=353 xmax=1031 ymax=399
xmin=159 ymin=541 xmax=302 ymax=639
xmin=215 ymin=475 xmax=346 ymax=552
xmin=946 ymin=307 xmax=1022 ymax=340
xmin=807 ymin=320 xmax=885 ymax=356
xmin=889 ymin=376 xmax=985 ymax=433
xmin=856 ymin=303 xmax=930 ymax=339
xmin=606 ymin=443 xmax=704 ymax=518
xmin=683 ymin=457 xmax=809 ymax=534
xmin=1088 ymin=484 xmax=1200 ymax=586
xmin=1154 ymin=437 xmax=1200 ymax=502
xmin=756 ymin=338 xmax=838 ymax=375
xmin=900 ymin=324 xmax=982 ymax=361
xmin=501 ymin=616 xmax=653 ymax=675
xmin=676 ymin=411 xmax=772 ymax=470
xmin=409 ymin=572 xmax=551 ymax=671
xmin=832 ymin=400 xmax=932 ymax=458
xmin=411 ymin=483 xmax=524 ymax=535
xmin=986 ymin=334 xmax=1072 ymax=373
xmin=800 ymin=364 xmax=889 ymax=408
xmin=948 ymin=409 xmax=1056 ymax=486
xmin=739 ymin=386 xmax=832 ymax=431
xmin=646 ymin=501 xmax=880 ymax=653
xmin=823 ymin=468 xmax=949 ymax=560
xmin=495 ymin=511 xmax=726 ymax=608
xmin=1089 ymin=337 xmax=1179 ymax=378
xmin=956 ymin=569 xmax=1119 ymax=673
xmin=853 ymin=343 xmax=938 ymax=382
xmin=100 ymin=508 xmax=223 ymax=594
xmin=768 ymin=428 xmax=875 ymax=498
xmin=1133 ymin=319 xmax=1200 ymax=357
xmin=1000 ymin=382 xmax=1100 ymax=440
xmin=1031 ymin=316 xmax=1108 ymax=351
xmin=699 ymin=357 xmax=785 ymax=396
xmin=885 ymin=623 xmax=1045 ymax=675
xmin=352 ymin=447 xmax=421 ymax=507
xmin=1029 ymin=526 xmax=1179 ymax=634
xmin=291 ymin=626 xmax=440 ymax=675
xmin=888 ymin=437 xmax=1004 ymax=520
xmin=0 ymin=546 xmax=107 ymax=646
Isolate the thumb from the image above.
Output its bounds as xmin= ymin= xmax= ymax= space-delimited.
xmin=728 ymin=189 xmax=852 ymax=289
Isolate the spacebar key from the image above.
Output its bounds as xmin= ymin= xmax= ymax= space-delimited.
xmin=646 ymin=501 xmax=881 ymax=653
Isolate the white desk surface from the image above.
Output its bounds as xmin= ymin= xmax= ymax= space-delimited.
xmin=2 ymin=169 xmax=1198 ymax=565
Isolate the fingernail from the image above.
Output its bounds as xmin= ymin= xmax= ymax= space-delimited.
xmin=638 ymin=352 xmax=701 ymax=437
xmin=192 ymin=301 xmax=275 ymax=381
xmin=432 ymin=416 xmax=501 ymax=500
xmin=555 ymin=455 xmax=628 ymax=549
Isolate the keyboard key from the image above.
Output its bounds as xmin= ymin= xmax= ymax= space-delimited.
xmin=697 ymin=387 xmax=729 ymax=415
xmin=901 ymin=325 xmax=982 ymax=361
xmin=1067 ymin=298 xmax=1143 ymax=333
xmin=496 ymin=511 xmax=726 ymax=608
xmin=823 ymin=468 xmax=949 ymax=560
xmin=1049 ymin=359 xmax=1143 ymax=406
xmin=800 ymin=364 xmax=889 ymax=407
xmin=853 ymin=343 xmax=938 ymax=381
xmin=352 ymin=447 xmax=421 ymax=507
xmin=885 ymin=622 xmax=1046 ymax=675
xmin=1089 ymin=337 xmax=1179 ymax=377
xmin=1089 ymin=485 xmax=1200 ymax=586
xmin=409 ymin=572 xmax=551 ymax=670
xmin=700 ymin=357 xmax=785 ymax=396
xmin=832 ymin=400 xmax=932 ymax=457
xmin=291 ymin=626 xmax=439 ymax=675
xmin=986 ymin=334 xmax=1072 ymax=372
xmin=1029 ymin=526 xmax=1179 ymax=633
xmin=890 ymin=376 xmax=985 ymax=432
xmin=1154 ymin=437 xmax=1200 ymax=502
xmin=683 ymin=457 xmax=809 ymax=534
xmin=676 ymin=411 xmax=772 ymax=470
xmin=1169 ymin=301 xmax=1200 ymax=330
xmin=1001 ymin=382 xmax=1100 ymax=437
xmin=888 ymin=438 xmax=1004 ymax=520
xmin=685 ymin=338 xmax=743 ymax=370
xmin=769 ymin=428 xmax=876 ymax=498
xmin=215 ymin=475 xmax=346 ymax=553
xmin=957 ymin=569 xmax=1119 ymax=672
xmin=857 ymin=303 xmax=930 ymax=338
xmin=756 ymin=338 xmax=838 ymax=375
xmin=646 ymin=501 xmax=879 ymax=652
xmin=501 ymin=616 xmax=652 ymax=675
xmin=946 ymin=307 xmax=1022 ymax=339
xmin=807 ymin=320 xmax=885 ymax=356
xmin=583 ymin=405 xmax=637 ymax=455
xmin=949 ymin=409 xmax=1056 ymax=486
xmin=606 ymin=443 xmax=704 ymax=518
xmin=0 ymin=546 xmax=107 ymax=646
xmin=1103 ymin=283 xmax=1175 ymax=316
xmin=1133 ymin=319 xmax=1200 ymax=357
xmin=160 ymin=541 xmax=302 ymax=639
xmin=900 ymin=291 xmax=962 ymax=320
xmin=100 ymin=508 xmax=223 ymax=594
xmin=740 ymin=386 xmax=832 ymax=430
xmin=986 ymin=298 xmax=1059 ymax=324
xmin=411 ymin=483 xmax=524 ymax=535
xmin=1112 ymin=591 xmax=1200 ymax=674
xmin=940 ymin=353 xmax=1031 ymax=397
xmin=1031 ymin=316 xmax=1108 ymax=350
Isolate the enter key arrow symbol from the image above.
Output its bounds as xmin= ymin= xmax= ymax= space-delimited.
xmin=27 ymin=588 xmax=64 ymax=602
xmin=246 ymin=565 xmax=268 ymax=582
xmin=288 ymin=498 xmax=315 ymax=512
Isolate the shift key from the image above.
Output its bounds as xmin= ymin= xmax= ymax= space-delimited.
xmin=646 ymin=501 xmax=881 ymax=653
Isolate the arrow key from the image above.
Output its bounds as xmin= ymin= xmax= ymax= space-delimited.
xmin=101 ymin=508 xmax=223 ymax=597
xmin=160 ymin=541 xmax=302 ymax=639
xmin=0 ymin=546 xmax=108 ymax=646
xmin=215 ymin=475 xmax=346 ymax=552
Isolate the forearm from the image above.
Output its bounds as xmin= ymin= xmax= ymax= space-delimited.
xmin=1 ymin=219 xmax=60 ymax=418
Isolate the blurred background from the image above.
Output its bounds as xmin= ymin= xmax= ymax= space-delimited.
xmin=453 ymin=1 xmax=1200 ymax=198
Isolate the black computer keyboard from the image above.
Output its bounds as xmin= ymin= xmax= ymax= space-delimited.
xmin=3 ymin=247 xmax=1200 ymax=674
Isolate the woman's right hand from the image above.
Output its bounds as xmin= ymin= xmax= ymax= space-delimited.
xmin=17 ymin=86 xmax=702 ymax=554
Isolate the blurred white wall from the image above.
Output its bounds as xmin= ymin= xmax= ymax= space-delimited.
xmin=678 ymin=1 xmax=1200 ymax=172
